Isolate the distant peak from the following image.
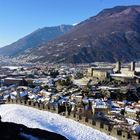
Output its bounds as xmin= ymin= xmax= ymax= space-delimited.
xmin=72 ymin=23 xmax=79 ymax=26
xmin=97 ymin=5 xmax=140 ymax=17
xmin=59 ymin=24 xmax=73 ymax=27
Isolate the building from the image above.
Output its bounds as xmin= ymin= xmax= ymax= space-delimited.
xmin=87 ymin=67 xmax=113 ymax=81
xmin=111 ymin=61 xmax=140 ymax=83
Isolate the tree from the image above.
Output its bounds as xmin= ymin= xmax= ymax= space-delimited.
xmin=75 ymin=71 xmax=83 ymax=79
xmin=19 ymin=78 xmax=28 ymax=86
xmin=50 ymin=70 xmax=59 ymax=78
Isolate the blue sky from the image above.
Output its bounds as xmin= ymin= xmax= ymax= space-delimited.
xmin=0 ymin=0 xmax=140 ymax=47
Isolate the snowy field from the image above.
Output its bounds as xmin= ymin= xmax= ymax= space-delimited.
xmin=0 ymin=104 xmax=117 ymax=140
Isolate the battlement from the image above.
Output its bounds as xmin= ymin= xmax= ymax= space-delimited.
xmin=5 ymin=99 xmax=139 ymax=140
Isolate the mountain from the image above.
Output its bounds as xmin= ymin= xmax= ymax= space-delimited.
xmin=24 ymin=5 xmax=140 ymax=64
xmin=0 ymin=25 xmax=73 ymax=56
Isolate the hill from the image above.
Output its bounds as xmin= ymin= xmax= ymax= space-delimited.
xmin=1 ymin=6 xmax=140 ymax=64
xmin=0 ymin=25 xmax=73 ymax=56
xmin=26 ymin=6 xmax=140 ymax=63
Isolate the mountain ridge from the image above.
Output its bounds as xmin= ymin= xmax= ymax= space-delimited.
xmin=27 ymin=5 xmax=140 ymax=63
xmin=0 ymin=25 xmax=73 ymax=56
xmin=1 ymin=5 xmax=140 ymax=64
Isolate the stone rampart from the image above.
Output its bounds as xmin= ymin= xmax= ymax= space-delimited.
xmin=5 ymin=99 xmax=139 ymax=140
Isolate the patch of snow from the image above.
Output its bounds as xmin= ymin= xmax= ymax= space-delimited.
xmin=2 ymin=66 xmax=22 ymax=70
xmin=135 ymin=67 xmax=140 ymax=72
xmin=57 ymin=42 xmax=64 ymax=46
xmin=98 ymin=86 xmax=119 ymax=90
xmin=110 ymin=73 xmax=132 ymax=78
xmin=0 ymin=104 xmax=117 ymax=140
xmin=72 ymin=23 xmax=78 ymax=26
xmin=132 ymin=124 xmax=140 ymax=134
xmin=126 ymin=118 xmax=138 ymax=125
xmin=125 ymin=107 xmax=137 ymax=113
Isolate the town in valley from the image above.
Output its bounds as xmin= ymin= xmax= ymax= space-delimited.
xmin=0 ymin=61 xmax=140 ymax=139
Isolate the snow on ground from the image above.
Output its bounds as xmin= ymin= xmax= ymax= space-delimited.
xmin=0 ymin=104 xmax=117 ymax=140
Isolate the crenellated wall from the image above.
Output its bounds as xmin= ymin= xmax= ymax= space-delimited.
xmin=5 ymin=99 xmax=139 ymax=140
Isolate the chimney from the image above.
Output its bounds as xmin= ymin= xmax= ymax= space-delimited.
xmin=130 ymin=61 xmax=135 ymax=71
xmin=116 ymin=61 xmax=121 ymax=73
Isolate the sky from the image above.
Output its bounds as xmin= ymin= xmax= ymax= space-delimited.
xmin=0 ymin=0 xmax=140 ymax=48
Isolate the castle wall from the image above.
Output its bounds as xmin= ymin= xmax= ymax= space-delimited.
xmin=5 ymin=99 xmax=139 ymax=140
